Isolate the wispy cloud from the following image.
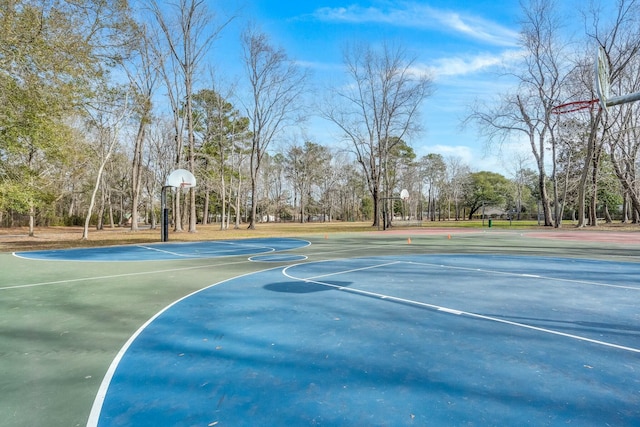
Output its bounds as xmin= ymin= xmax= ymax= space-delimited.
xmin=310 ymin=2 xmax=519 ymax=47
xmin=425 ymin=49 xmax=525 ymax=78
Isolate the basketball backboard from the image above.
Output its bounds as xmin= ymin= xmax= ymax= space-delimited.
xmin=595 ymin=45 xmax=610 ymax=113
xmin=166 ymin=169 xmax=196 ymax=189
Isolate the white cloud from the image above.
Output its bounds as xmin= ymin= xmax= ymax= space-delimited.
xmin=310 ymin=2 xmax=519 ymax=47
xmin=418 ymin=144 xmax=473 ymax=162
xmin=415 ymin=49 xmax=526 ymax=79
xmin=431 ymin=9 xmax=518 ymax=47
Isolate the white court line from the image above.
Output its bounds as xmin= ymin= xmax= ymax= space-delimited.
xmin=85 ymin=266 xmax=282 ymax=427
xmin=2 ymin=239 xmax=313 ymax=291
xmin=405 ymin=260 xmax=640 ymax=291
xmin=0 ymin=260 xmax=255 ymax=291
xmin=282 ymin=261 xmax=640 ymax=354
xmin=136 ymin=241 xmax=278 ymax=258
xmin=294 ymin=260 xmax=405 ymax=281
xmin=136 ymin=245 xmax=201 ymax=258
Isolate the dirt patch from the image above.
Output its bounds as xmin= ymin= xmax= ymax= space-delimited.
xmin=527 ymin=230 xmax=640 ymax=244
xmin=2 ymin=222 xmax=639 ymax=252
xmin=0 ymin=222 xmax=374 ymax=252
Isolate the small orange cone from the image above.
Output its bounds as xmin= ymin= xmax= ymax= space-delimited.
xmin=324 ymin=234 xmax=328 ymax=239
xmin=407 ymin=237 xmax=411 ymax=244
xmin=448 ymin=234 xmax=451 ymax=239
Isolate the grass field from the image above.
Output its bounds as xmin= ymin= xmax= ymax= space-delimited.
xmin=1 ymin=219 xmax=637 ymax=253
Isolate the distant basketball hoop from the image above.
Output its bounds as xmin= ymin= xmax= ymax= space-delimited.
xmin=166 ymin=168 xmax=196 ymax=189
xmin=161 ymin=169 xmax=197 ymax=242
xmin=400 ymin=189 xmax=409 ymax=201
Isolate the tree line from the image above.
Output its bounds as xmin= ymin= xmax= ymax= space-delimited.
xmin=1 ymin=0 xmax=639 ymax=238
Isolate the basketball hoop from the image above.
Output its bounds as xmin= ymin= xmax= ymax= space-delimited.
xmin=400 ymin=189 xmax=409 ymax=201
xmin=179 ymin=181 xmax=193 ymax=194
xmin=551 ymin=99 xmax=600 ymax=115
xmin=161 ymin=169 xmax=197 ymax=242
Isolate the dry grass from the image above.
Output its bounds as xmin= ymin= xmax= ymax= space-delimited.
xmin=0 ymin=222 xmax=376 ymax=252
xmin=1 ymin=220 xmax=637 ymax=253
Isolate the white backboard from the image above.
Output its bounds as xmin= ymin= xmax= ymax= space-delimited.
xmin=595 ymin=45 xmax=610 ymax=112
xmin=166 ymin=169 xmax=196 ymax=188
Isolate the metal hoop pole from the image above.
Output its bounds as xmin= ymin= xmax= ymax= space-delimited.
xmin=605 ymin=91 xmax=640 ymax=108
xmin=161 ymin=186 xmax=170 ymax=242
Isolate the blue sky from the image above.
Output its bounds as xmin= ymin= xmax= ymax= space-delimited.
xmin=214 ymin=1 xmax=532 ymax=174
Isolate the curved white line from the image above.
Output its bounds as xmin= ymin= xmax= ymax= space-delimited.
xmin=12 ymin=238 xmax=312 ymax=262
xmin=86 ymin=266 xmax=282 ymax=427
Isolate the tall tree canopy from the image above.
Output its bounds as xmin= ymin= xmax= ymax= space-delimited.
xmin=0 ymin=0 xmax=133 ymax=233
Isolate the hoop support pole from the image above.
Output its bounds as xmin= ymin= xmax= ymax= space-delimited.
xmin=606 ymin=91 xmax=640 ymax=108
xmin=161 ymin=186 xmax=170 ymax=242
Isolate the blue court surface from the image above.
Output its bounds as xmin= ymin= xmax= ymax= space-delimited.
xmin=14 ymin=238 xmax=310 ymax=261
xmin=88 ymin=254 xmax=640 ymax=426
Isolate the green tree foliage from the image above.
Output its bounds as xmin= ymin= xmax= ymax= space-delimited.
xmin=420 ymin=153 xmax=446 ymax=221
xmin=462 ymin=171 xmax=512 ymax=219
xmin=192 ymin=88 xmax=250 ymax=227
xmin=386 ymin=138 xmax=416 ymax=195
xmin=285 ymin=141 xmax=331 ymax=223
xmin=0 ymin=0 xmax=134 ymax=230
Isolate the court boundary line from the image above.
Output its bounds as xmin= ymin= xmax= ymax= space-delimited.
xmin=405 ymin=260 xmax=640 ymax=291
xmin=11 ymin=238 xmax=311 ymax=262
xmin=136 ymin=244 xmax=209 ymax=258
xmin=0 ymin=259 xmax=262 ymax=291
xmin=2 ymin=242 xmax=382 ymax=291
xmin=282 ymin=259 xmax=640 ymax=354
xmin=85 ymin=266 xmax=285 ymax=427
xmin=292 ymin=257 xmax=640 ymax=291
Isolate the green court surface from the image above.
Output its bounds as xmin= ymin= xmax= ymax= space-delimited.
xmin=1 ymin=228 xmax=639 ymax=426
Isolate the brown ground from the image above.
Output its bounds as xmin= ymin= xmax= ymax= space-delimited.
xmin=1 ymin=221 xmax=638 ymax=253
xmin=0 ymin=222 xmax=376 ymax=252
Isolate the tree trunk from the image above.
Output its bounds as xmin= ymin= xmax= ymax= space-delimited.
xmin=220 ymin=173 xmax=227 ymax=230
xmin=248 ymin=172 xmax=257 ymax=229
xmin=28 ymin=205 xmax=35 ymax=237
xmin=539 ymin=171 xmax=554 ymax=227
xmin=202 ymin=190 xmax=209 ymax=225
xmin=130 ymin=115 xmax=147 ymax=231
xmin=174 ymin=189 xmax=182 ymax=232
xmin=610 ymin=148 xmax=640 ymax=222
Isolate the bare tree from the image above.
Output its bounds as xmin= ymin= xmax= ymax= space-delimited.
xmin=444 ymin=156 xmax=471 ymax=220
xmin=285 ymin=140 xmax=329 ymax=223
xmin=146 ymin=118 xmax=178 ymax=229
xmin=125 ymin=24 xmax=159 ymax=231
xmin=420 ymin=153 xmax=446 ymax=221
xmin=322 ymin=42 xmax=433 ymax=227
xmin=241 ymin=27 xmax=308 ymax=229
xmin=193 ymin=82 xmax=249 ymax=229
xmin=467 ymin=0 xmax=571 ymax=227
xmin=588 ymin=0 xmax=640 ymax=223
xmin=82 ymin=88 xmax=131 ymax=240
xmin=149 ymin=0 xmax=231 ymax=232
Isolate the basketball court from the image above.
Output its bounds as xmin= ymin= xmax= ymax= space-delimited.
xmin=3 ymin=44 xmax=640 ymax=427
xmin=2 ymin=229 xmax=640 ymax=426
